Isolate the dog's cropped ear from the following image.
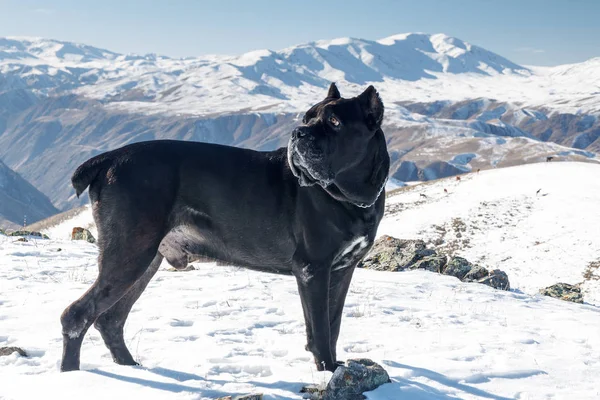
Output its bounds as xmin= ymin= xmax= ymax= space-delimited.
xmin=326 ymin=82 xmax=341 ymax=99
xmin=358 ymin=85 xmax=384 ymax=130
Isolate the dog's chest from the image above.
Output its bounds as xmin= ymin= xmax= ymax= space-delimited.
xmin=331 ymin=236 xmax=370 ymax=271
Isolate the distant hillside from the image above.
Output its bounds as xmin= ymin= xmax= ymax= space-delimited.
xmin=0 ymin=34 xmax=598 ymax=209
xmin=0 ymin=158 xmax=59 ymax=229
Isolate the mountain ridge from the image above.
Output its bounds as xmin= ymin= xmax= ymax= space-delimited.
xmin=0 ymin=33 xmax=598 ymax=210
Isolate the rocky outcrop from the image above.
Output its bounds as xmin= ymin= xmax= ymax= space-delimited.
xmin=359 ymin=236 xmax=434 ymax=271
xmin=71 ymin=227 xmax=96 ymax=243
xmin=540 ymin=283 xmax=583 ymax=303
xmin=410 ymin=254 xmax=447 ymax=272
xmin=360 ymin=236 xmax=510 ymax=290
xmin=8 ymin=230 xmax=49 ymax=239
xmin=442 ymin=256 xmax=473 ymax=280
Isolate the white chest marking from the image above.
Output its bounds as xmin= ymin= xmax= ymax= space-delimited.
xmin=332 ymin=236 xmax=369 ymax=271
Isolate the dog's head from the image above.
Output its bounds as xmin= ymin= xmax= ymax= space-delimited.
xmin=288 ymin=83 xmax=389 ymax=207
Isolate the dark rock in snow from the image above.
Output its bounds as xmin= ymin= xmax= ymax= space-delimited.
xmin=540 ymin=283 xmax=583 ymax=303
xmin=71 ymin=227 xmax=96 ymax=243
xmin=442 ymin=256 xmax=473 ymax=280
xmin=463 ymin=265 xmax=490 ymax=281
xmin=478 ymin=269 xmax=510 ymax=290
xmin=359 ymin=235 xmax=510 ymax=291
xmin=217 ymin=394 xmax=263 ymax=400
xmin=8 ymin=230 xmax=49 ymax=239
xmin=359 ymin=235 xmax=435 ymax=271
xmin=167 ymin=265 xmax=196 ymax=272
xmin=322 ymin=359 xmax=390 ymax=400
xmin=410 ymin=254 xmax=447 ymax=272
xmin=0 ymin=346 xmax=27 ymax=357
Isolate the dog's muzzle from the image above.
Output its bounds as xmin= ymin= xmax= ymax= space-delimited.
xmin=288 ymin=131 xmax=333 ymax=188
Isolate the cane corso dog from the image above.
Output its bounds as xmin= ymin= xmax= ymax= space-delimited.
xmin=60 ymin=83 xmax=390 ymax=372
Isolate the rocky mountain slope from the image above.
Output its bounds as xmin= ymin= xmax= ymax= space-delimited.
xmin=0 ymin=34 xmax=599 ymax=209
xmin=0 ymin=158 xmax=58 ymax=229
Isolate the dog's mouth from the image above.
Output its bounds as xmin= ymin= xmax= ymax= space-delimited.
xmin=287 ymin=139 xmax=332 ymax=188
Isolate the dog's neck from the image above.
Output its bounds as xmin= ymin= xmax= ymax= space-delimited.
xmin=321 ymin=130 xmax=390 ymax=209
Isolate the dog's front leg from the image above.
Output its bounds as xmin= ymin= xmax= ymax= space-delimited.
xmin=292 ymin=263 xmax=336 ymax=372
xmin=328 ymin=265 xmax=355 ymax=363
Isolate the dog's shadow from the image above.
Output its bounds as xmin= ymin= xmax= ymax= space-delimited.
xmin=383 ymin=360 xmax=545 ymax=400
xmin=89 ymin=361 xmax=537 ymax=399
xmin=89 ymin=366 xmax=306 ymax=399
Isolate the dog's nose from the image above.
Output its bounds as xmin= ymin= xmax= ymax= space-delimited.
xmin=293 ymin=127 xmax=309 ymax=139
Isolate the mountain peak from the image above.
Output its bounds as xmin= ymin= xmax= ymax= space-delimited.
xmin=0 ymin=36 xmax=119 ymax=63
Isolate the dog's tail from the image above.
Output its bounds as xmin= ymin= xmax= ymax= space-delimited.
xmin=71 ymin=155 xmax=113 ymax=198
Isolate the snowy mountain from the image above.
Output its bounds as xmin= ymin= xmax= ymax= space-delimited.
xmin=0 ymin=34 xmax=599 ymax=209
xmin=1 ymin=162 xmax=599 ymax=399
xmin=0 ymin=158 xmax=59 ymax=229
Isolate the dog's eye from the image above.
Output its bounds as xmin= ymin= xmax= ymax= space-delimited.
xmin=329 ymin=115 xmax=340 ymax=127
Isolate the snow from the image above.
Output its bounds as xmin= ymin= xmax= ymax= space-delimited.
xmin=1 ymin=162 xmax=600 ymax=399
xmin=380 ymin=161 xmax=600 ymax=305
xmin=1 ymin=34 xmax=599 ymax=117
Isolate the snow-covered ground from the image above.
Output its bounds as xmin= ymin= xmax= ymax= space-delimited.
xmin=380 ymin=161 xmax=600 ymax=305
xmin=1 ymin=162 xmax=600 ymax=399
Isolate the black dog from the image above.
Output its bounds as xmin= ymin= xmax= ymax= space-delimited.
xmin=60 ymin=83 xmax=390 ymax=373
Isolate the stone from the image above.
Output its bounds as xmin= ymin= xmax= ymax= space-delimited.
xmin=0 ymin=346 xmax=27 ymax=357
xmin=359 ymin=235 xmax=435 ymax=271
xmin=216 ymin=395 xmax=263 ymax=400
xmin=410 ymin=255 xmax=447 ymax=272
xmin=71 ymin=227 xmax=96 ymax=244
xmin=478 ymin=269 xmax=510 ymax=290
xmin=16 ymin=237 xmax=28 ymax=242
xmin=300 ymin=384 xmax=326 ymax=398
xmin=323 ymin=359 xmax=390 ymax=400
xmin=442 ymin=256 xmax=473 ymax=280
xmin=358 ymin=235 xmax=511 ymax=292
xmin=9 ymin=230 xmax=49 ymax=239
xmin=167 ymin=265 xmax=196 ymax=272
xmin=463 ymin=266 xmax=489 ymax=281
xmin=540 ymin=283 xmax=583 ymax=303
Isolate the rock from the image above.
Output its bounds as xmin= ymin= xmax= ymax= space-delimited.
xmin=478 ymin=269 xmax=510 ymax=290
xmin=460 ymin=265 xmax=511 ymax=290
xmin=0 ymin=346 xmax=27 ymax=357
xmin=358 ymin=235 xmax=511 ymax=292
xmin=300 ymin=384 xmax=326 ymax=398
xmin=359 ymin=235 xmax=435 ymax=271
xmin=71 ymin=227 xmax=96 ymax=243
xmin=16 ymin=237 xmax=28 ymax=242
xmin=323 ymin=359 xmax=390 ymax=400
xmin=217 ymin=395 xmax=263 ymax=400
xmin=540 ymin=283 xmax=583 ymax=303
xmin=442 ymin=256 xmax=473 ymax=280
xmin=463 ymin=265 xmax=489 ymax=281
xmin=167 ymin=265 xmax=196 ymax=272
xmin=410 ymin=255 xmax=447 ymax=272
xmin=9 ymin=230 xmax=49 ymax=239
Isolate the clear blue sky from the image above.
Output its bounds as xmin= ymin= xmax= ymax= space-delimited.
xmin=0 ymin=0 xmax=598 ymax=66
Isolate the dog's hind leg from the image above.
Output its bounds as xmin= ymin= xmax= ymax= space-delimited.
xmin=328 ymin=265 xmax=355 ymax=363
xmin=93 ymin=252 xmax=164 ymax=365
xmin=60 ymin=230 xmax=163 ymax=372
